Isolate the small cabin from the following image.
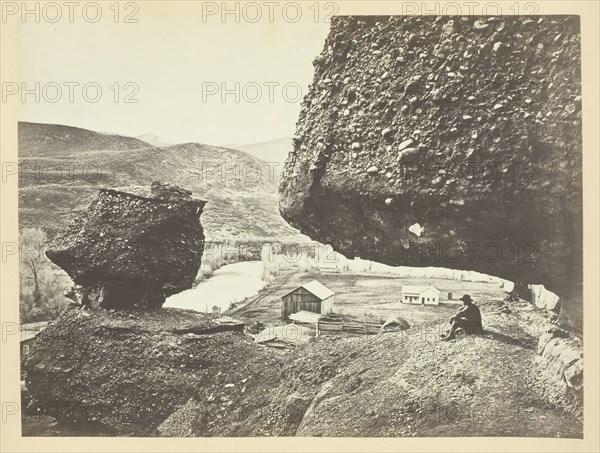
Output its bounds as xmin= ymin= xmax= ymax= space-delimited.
xmin=401 ymin=285 xmax=440 ymax=306
xmin=281 ymin=280 xmax=334 ymax=319
xmin=20 ymin=322 xmax=49 ymax=364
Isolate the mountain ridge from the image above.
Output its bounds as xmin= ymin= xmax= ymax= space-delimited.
xmin=18 ymin=121 xmax=304 ymax=242
xmin=232 ymin=136 xmax=293 ymax=166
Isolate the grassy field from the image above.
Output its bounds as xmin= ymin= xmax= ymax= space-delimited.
xmin=228 ymin=269 xmax=506 ymax=327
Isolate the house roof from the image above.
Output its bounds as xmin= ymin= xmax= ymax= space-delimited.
xmin=21 ymin=331 xmax=40 ymax=342
xmin=402 ymin=285 xmax=440 ymax=296
xmin=289 ymin=310 xmax=322 ymax=324
xmin=213 ymin=316 xmax=245 ymax=327
xmin=282 ymin=280 xmax=335 ymax=301
xmin=20 ymin=321 xmax=50 ymax=342
xmin=21 ymin=321 xmax=50 ymax=331
xmin=254 ymin=324 xmax=313 ymax=346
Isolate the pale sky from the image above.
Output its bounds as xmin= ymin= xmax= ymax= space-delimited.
xmin=17 ymin=16 xmax=329 ymax=146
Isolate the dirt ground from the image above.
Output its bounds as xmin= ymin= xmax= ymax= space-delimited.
xmin=161 ymin=299 xmax=582 ymax=437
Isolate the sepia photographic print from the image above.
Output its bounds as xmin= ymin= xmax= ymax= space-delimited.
xmin=1 ymin=1 xmax=599 ymax=451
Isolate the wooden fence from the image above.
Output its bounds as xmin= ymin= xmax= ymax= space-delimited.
xmin=316 ymin=320 xmax=383 ymax=335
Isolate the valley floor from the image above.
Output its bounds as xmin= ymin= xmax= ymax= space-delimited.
xmin=228 ymin=269 xmax=503 ymax=327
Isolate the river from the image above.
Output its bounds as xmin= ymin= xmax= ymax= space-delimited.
xmin=163 ymin=261 xmax=265 ymax=313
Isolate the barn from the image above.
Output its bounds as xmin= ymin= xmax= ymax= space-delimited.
xmin=401 ymin=285 xmax=440 ymax=305
xmin=281 ymin=280 xmax=335 ymax=319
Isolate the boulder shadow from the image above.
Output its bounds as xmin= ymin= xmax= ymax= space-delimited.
xmin=480 ymin=329 xmax=537 ymax=350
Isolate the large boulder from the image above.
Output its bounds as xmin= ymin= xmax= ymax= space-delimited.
xmin=279 ymin=16 xmax=582 ymax=330
xmin=46 ymin=181 xmax=206 ymax=308
xmin=23 ymin=306 xmax=269 ymax=436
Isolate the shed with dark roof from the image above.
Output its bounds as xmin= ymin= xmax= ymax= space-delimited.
xmin=281 ymin=280 xmax=335 ymax=319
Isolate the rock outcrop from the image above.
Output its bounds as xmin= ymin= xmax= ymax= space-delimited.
xmin=46 ymin=182 xmax=206 ymax=309
xmin=534 ymin=327 xmax=583 ymax=412
xmin=537 ymin=328 xmax=583 ymax=390
xmin=24 ymin=306 xmax=263 ymax=436
xmin=279 ymin=15 xmax=582 ymax=330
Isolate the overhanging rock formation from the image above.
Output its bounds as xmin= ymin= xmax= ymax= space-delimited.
xmin=279 ymin=16 xmax=582 ymax=329
xmin=46 ymin=181 xmax=206 ymax=309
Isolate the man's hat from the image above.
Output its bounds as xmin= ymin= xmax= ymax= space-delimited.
xmin=460 ymin=294 xmax=473 ymax=303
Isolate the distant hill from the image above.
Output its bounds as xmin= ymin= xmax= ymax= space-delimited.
xmin=18 ymin=122 xmax=304 ymax=242
xmin=136 ymin=134 xmax=172 ymax=147
xmin=233 ymin=137 xmax=293 ymax=166
xmin=18 ymin=122 xmax=149 ymax=157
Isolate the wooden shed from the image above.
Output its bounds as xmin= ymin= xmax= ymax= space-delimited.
xmin=281 ymin=280 xmax=335 ymax=319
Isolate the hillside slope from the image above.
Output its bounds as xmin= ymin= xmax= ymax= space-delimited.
xmin=24 ymin=298 xmax=582 ymax=437
xmin=166 ymin=300 xmax=582 ymax=438
xmin=18 ymin=122 xmax=149 ymax=157
xmin=234 ymin=137 xmax=293 ymax=166
xmin=18 ymin=122 xmax=303 ymax=241
xmin=136 ymin=134 xmax=172 ymax=147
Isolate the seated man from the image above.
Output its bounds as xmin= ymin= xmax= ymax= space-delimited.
xmin=441 ymin=294 xmax=483 ymax=341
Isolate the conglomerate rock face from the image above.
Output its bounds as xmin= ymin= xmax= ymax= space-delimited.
xmin=279 ymin=15 xmax=582 ymax=328
xmin=45 ymin=181 xmax=206 ymax=309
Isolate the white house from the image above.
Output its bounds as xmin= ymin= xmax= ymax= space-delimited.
xmin=401 ymin=285 xmax=440 ymax=305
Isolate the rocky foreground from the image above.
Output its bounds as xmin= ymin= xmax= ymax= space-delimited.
xmin=24 ymin=299 xmax=582 ymax=437
xmin=279 ymin=15 xmax=582 ymax=332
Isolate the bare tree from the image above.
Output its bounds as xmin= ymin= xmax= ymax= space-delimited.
xmin=20 ymin=228 xmax=47 ymax=307
xmin=20 ymin=228 xmax=72 ymax=323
